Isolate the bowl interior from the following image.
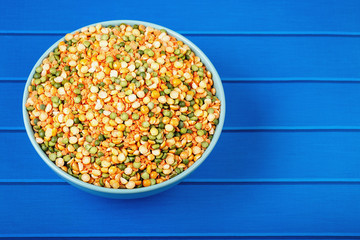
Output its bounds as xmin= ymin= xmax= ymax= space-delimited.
xmin=23 ymin=20 xmax=226 ymax=197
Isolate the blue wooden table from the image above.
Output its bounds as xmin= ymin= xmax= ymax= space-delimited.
xmin=1 ymin=0 xmax=360 ymax=239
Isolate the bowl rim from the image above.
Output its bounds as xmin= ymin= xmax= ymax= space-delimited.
xmin=22 ymin=19 xmax=226 ymax=195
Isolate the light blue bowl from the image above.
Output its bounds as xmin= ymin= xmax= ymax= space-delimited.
xmin=22 ymin=20 xmax=226 ymax=199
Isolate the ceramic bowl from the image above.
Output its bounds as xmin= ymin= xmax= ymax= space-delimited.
xmin=23 ymin=20 xmax=226 ymax=198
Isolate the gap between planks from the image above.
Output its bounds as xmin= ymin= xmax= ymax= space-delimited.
xmin=1 ymin=178 xmax=360 ymax=185
xmin=3 ymin=77 xmax=360 ymax=83
xmin=1 ymin=30 xmax=360 ymax=37
xmin=4 ymin=126 xmax=360 ymax=132
xmin=1 ymin=232 xmax=360 ymax=238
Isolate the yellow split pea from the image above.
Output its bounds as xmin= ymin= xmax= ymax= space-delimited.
xmin=25 ymin=23 xmax=221 ymax=189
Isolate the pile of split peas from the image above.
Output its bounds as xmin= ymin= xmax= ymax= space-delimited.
xmin=26 ymin=23 xmax=221 ymax=189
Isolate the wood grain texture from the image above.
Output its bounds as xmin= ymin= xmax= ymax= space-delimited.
xmin=1 ymin=0 xmax=360 ymax=32
xmin=1 ymin=184 xmax=360 ymax=236
xmin=2 ymin=0 xmax=360 ymax=238
xmin=1 ymin=35 xmax=360 ymax=79
xmin=6 ymin=82 xmax=360 ymax=128
xmin=3 ymin=131 xmax=360 ymax=181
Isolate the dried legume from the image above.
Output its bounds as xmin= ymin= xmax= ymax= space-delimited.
xmin=25 ymin=23 xmax=221 ymax=189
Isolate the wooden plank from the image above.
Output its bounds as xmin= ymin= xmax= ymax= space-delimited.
xmin=1 ymin=184 xmax=360 ymax=236
xmin=7 ymin=82 xmax=360 ymax=128
xmin=1 ymin=35 xmax=360 ymax=79
xmin=3 ymin=131 xmax=360 ymax=181
xmin=1 ymin=0 xmax=360 ymax=32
